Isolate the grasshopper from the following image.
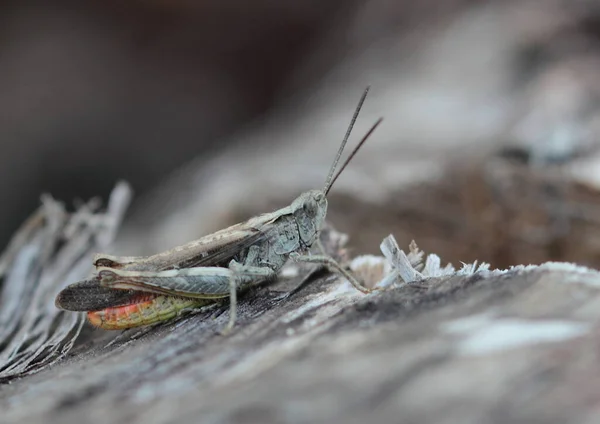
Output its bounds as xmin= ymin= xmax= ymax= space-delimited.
xmin=55 ymin=87 xmax=383 ymax=333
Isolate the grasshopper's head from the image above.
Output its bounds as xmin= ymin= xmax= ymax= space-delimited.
xmin=291 ymin=189 xmax=328 ymax=246
xmin=291 ymin=87 xmax=382 ymax=248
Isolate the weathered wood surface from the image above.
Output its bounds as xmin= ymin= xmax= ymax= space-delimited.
xmin=0 ymin=184 xmax=131 ymax=382
xmin=2 ymin=244 xmax=600 ymax=424
xmin=3 ymin=150 xmax=600 ymax=424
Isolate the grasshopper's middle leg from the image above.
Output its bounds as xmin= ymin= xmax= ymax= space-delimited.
xmin=222 ymin=258 xmax=276 ymax=334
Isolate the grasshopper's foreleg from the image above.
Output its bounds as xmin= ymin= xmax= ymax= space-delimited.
xmin=289 ymin=252 xmax=373 ymax=294
xmin=222 ymin=257 xmax=277 ymax=334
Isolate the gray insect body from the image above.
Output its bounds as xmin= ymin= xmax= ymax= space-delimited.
xmin=55 ymin=88 xmax=382 ymax=333
xmin=97 ymin=191 xmax=329 ymax=304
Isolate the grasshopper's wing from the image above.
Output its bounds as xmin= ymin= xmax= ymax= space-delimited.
xmin=55 ymin=278 xmax=142 ymax=311
xmin=180 ymin=225 xmax=266 ymax=268
xmin=151 ymin=214 xmax=278 ymax=269
xmin=93 ymin=214 xmax=275 ymax=273
xmin=97 ymin=212 xmax=282 ymax=298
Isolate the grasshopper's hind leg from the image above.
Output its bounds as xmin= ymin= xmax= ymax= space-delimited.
xmin=221 ymin=259 xmax=276 ymax=335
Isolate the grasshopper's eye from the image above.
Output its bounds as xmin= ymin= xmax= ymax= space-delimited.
xmin=303 ymin=199 xmax=318 ymax=217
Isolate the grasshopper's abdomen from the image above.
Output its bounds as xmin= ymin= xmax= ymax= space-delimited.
xmin=87 ymin=293 xmax=212 ymax=330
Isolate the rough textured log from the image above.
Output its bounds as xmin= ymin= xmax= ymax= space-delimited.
xmin=4 ymin=142 xmax=600 ymax=423
xmin=2 ymin=236 xmax=600 ymax=424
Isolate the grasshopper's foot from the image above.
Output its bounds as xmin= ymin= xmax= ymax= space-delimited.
xmin=219 ymin=324 xmax=234 ymax=336
xmin=219 ymin=311 xmax=237 ymax=336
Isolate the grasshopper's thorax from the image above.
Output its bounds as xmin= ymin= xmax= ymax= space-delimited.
xmin=290 ymin=189 xmax=328 ymax=247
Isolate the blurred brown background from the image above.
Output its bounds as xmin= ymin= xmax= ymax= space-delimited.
xmin=1 ymin=0 xmax=351 ymax=244
xmin=4 ymin=0 xmax=600 ymax=269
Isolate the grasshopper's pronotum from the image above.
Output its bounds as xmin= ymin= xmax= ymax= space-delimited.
xmin=55 ymin=87 xmax=383 ymax=333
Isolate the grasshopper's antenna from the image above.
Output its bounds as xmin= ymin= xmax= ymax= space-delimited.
xmin=324 ymin=117 xmax=383 ymax=195
xmin=323 ymin=86 xmax=370 ymax=194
